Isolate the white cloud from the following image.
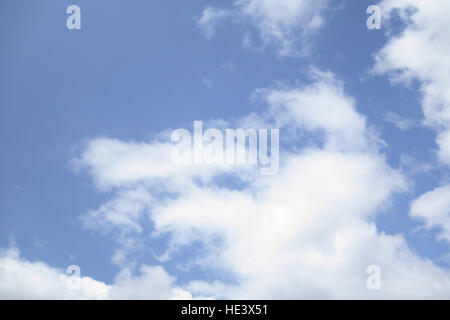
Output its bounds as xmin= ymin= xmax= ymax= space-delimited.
xmin=82 ymin=187 xmax=152 ymax=234
xmin=81 ymin=187 xmax=153 ymax=267
xmin=0 ymin=248 xmax=193 ymax=300
xmin=374 ymin=0 xmax=450 ymax=164
xmin=198 ymin=7 xmax=230 ymax=39
xmin=72 ymin=137 xmax=255 ymax=193
xmin=187 ymin=222 xmax=450 ymax=299
xmin=73 ymin=135 xmax=259 ymax=267
xmin=197 ymin=0 xmax=329 ymax=56
xmin=5 ymin=0 xmax=449 ymax=300
xmin=258 ymin=72 xmax=374 ymax=152
xmin=0 ymin=248 xmax=110 ymax=300
xmin=236 ymin=0 xmax=327 ymax=56
xmin=383 ymin=111 xmax=417 ymax=130
xmin=437 ymin=131 xmax=450 ymax=165
xmin=410 ymin=184 xmax=450 ymax=242
xmin=72 ymin=139 xmax=178 ymax=191
xmin=109 ymin=265 xmax=192 ymax=300
xmin=70 ymin=72 xmax=450 ymax=299
xmin=399 ymin=154 xmax=433 ymax=175
xmin=374 ymin=0 xmax=450 ymax=249
xmin=202 ymin=77 xmax=213 ymax=89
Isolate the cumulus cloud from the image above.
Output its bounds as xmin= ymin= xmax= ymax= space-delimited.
xmin=4 ymin=1 xmax=450 ymax=300
xmin=5 ymin=69 xmax=448 ymax=299
xmin=109 ymin=265 xmax=192 ymax=300
xmin=258 ymin=73 xmax=374 ymax=151
xmin=197 ymin=0 xmax=329 ymax=56
xmin=0 ymin=248 xmax=110 ymax=299
xmin=68 ymin=72 xmax=450 ymax=299
xmin=0 ymin=248 xmax=192 ymax=300
xmin=72 ymin=137 xmax=256 ymax=193
xmin=410 ymin=184 xmax=450 ymax=243
xmin=374 ymin=0 xmax=450 ymax=248
xmin=374 ymin=0 xmax=450 ymax=164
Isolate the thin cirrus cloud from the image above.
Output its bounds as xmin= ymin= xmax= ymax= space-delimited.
xmin=382 ymin=111 xmax=417 ymax=130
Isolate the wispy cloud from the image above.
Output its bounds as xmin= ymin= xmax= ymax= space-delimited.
xmin=197 ymin=0 xmax=330 ymax=56
xmin=202 ymin=77 xmax=213 ymax=89
xmin=197 ymin=7 xmax=230 ymax=39
xmin=382 ymin=111 xmax=417 ymax=130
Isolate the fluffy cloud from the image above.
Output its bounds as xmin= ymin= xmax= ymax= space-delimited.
xmin=374 ymin=0 xmax=450 ymax=164
xmin=109 ymin=265 xmax=192 ymax=300
xmin=70 ymin=72 xmax=450 ymax=299
xmin=258 ymin=71 xmax=374 ymax=152
xmin=197 ymin=0 xmax=329 ymax=56
xmin=73 ymin=137 xmax=256 ymax=193
xmin=0 ymin=248 xmax=110 ymax=299
xmin=410 ymin=184 xmax=450 ymax=243
xmin=0 ymin=248 xmax=192 ymax=300
xmin=374 ymin=0 xmax=450 ymax=250
xmin=6 ymin=70 xmax=448 ymax=299
xmin=4 ymin=1 xmax=450 ymax=300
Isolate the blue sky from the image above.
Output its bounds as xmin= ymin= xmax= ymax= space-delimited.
xmin=1 ymin=0 xmax=449 ymax=299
